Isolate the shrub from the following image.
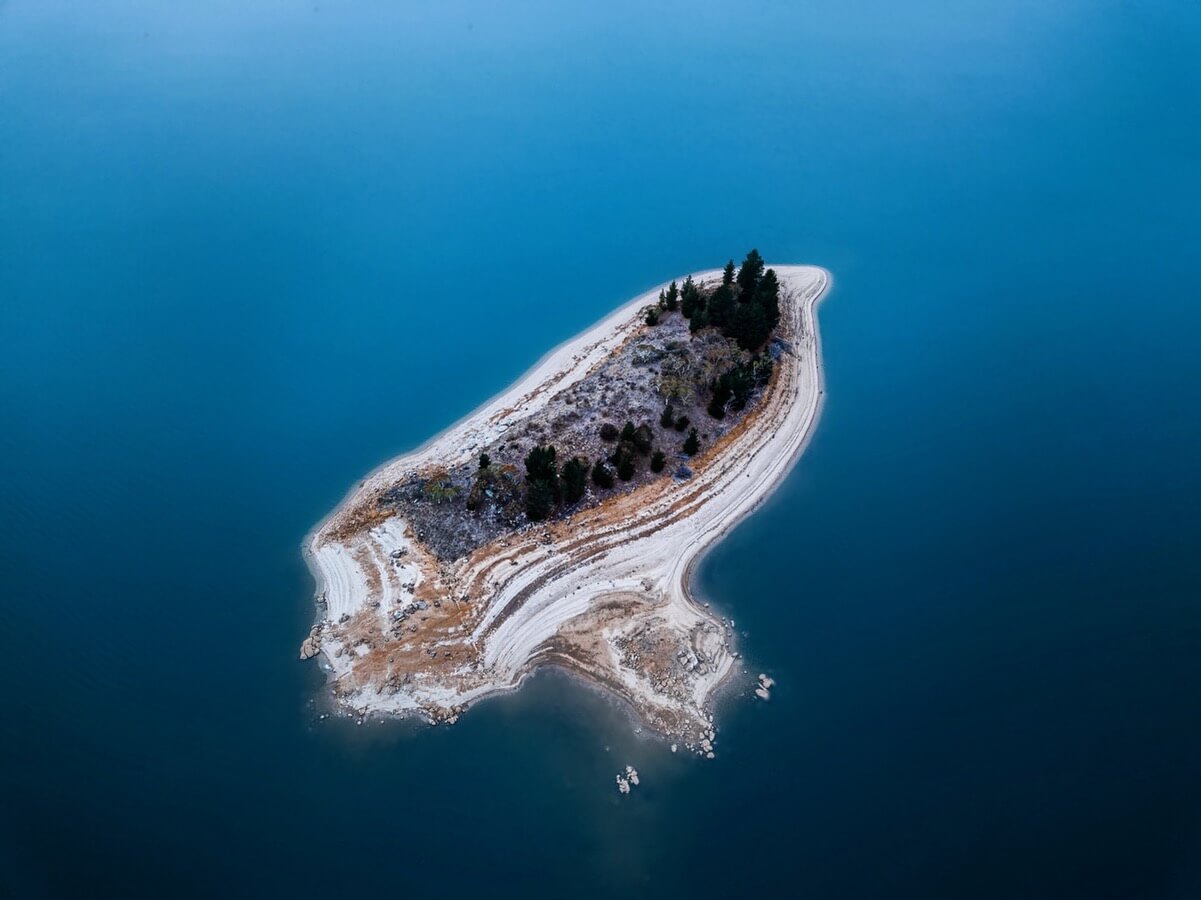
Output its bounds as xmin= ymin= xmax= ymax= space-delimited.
xmin=600 ymin=422 xmax=619 ymax=442
xmin=478 ymin=452 xmax=490 ymax=470
xmin=650 ymin=450 xmax=666 ymax=473
xmin=660 ymin=405 xmax=675 ymax=429
xmin=674 ymin=415 xmax=690 ymax=432
xmin=645 ymin=307 xmax=660 ymax=326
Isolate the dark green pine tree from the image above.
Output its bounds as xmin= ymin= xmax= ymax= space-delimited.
xmin=525 ymin=479 xmax=555 ymax=520
xmin=562 ymin=457 xmax=589 ymax=503
xmin=650 ymin=450 xmax=666 ymax=473
xmin=707 ymin=283 xmax=735 ymax=330
xmin=707 ymin=376 xmax=733 ymax=419
xmin=730 ymin=300 xmax=771 ymax=351
xmin=722 ymin=260 xmax=736 ymax=286
xmin=524 ymin=444 xmax=561 ymax=519
xmin=683 ymin=427 xmax=700 ymax=456
xmin=665 ymin=280 xmax=679 ymax=312
xmin=680 ymin=275 xmax=701 ymax=319
xmin=754 ymin=267 xmax=781 ymax=326
xmin=617 ymin=451 xmax=636 ymax=481
xmin=592 ymin=460 xmax=615 ymax=489
xmin=736 ymin=248 xmax=765 ymax=298
xmin=524 ymin=445 xmax=558 ymax=483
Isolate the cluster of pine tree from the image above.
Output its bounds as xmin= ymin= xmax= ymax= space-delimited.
xmin=679 ymin=249 xmax=781 ymax=351
xmin=522 ymin=445 xmax=592 ymax=520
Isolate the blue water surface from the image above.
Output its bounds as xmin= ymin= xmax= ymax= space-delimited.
xmin=2 ymin=1 xmax=1200 ymax=897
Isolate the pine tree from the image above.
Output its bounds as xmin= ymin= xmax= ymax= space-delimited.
xmin=683 ymin=428 xmax=700 ymax=456
xmin=707 ymin=376 xmax=732 ymax=419
xmin=650 ymin=450 xmax=666 ymax=473
xmin=478 ymin=452 xmax=491 ymax=470
xmin=707 ymin=284 xmax=735 ymax=330
xmin=665 ymin=280 xmax=679 ymax=312
xmin=525 ymin=480 xmax=555 ymax=520
xmin=562 ymin=457 xmax=589 ymax=503
xmin=680 ymin=275 xmax=701 ymax=319
xmin=736 ymin=248 xmax=765 ymax=298
xmin=731 ymin=301 xmax=770 ymax=351
xmin=592 ymin=460 xmax=615 ymax=489
xmin=754 ymin=268 xmax=780 ymax=326
xmin=524 ymin=445 xmax=557 ymax=483
xmin=524 ymin=444 xmax=561 ymax=517
xmin=722 ymin=260 xmax=736 ymax=286
xmin=660 ymin=404 xmax=675 ymax=428
xmin=617 ymin=450 xmax=636 ymax=481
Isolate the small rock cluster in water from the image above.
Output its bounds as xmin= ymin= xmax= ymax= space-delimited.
xmin=616 ymin=765 xmax=641 ymax=794
xmin=754 ymin=672 xmax=775 ymax=700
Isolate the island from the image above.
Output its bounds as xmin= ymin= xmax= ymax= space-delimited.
xmin=302 ymin=253 xmax=830 ymax=749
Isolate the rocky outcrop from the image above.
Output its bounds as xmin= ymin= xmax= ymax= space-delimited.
xmin=299 ymin=625 xmax=322 ymax=661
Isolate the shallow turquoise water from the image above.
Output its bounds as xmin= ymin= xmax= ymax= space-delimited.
xmin=2 ymin=2 xmax=1201 ymax=897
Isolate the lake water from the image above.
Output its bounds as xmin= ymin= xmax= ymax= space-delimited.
xmin=2 ymin=1 xmax=1200 ymax=897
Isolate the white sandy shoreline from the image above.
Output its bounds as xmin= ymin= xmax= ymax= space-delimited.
xmin=301 ymin=264 xmax=831 ymax=743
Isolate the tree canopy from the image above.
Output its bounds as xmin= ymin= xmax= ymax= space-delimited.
xmin=524 ymin=445 xmax=561 ymax=519
xmin=736 ymin=248 xmax=765 ymax=298
xmin=562 ymin=457 xmax=589 ymax=504
xmin=683 ymin=428 xmax=700 ymax=456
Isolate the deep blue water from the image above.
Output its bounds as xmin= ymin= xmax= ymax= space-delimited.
xmin=3 ymin=1 xmax=1200 ymax=897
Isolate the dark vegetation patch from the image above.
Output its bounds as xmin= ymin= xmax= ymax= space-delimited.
xmin=379 ymin=250 xmax=786 ymax=560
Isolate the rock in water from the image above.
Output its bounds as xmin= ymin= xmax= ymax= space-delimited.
xmin=299 ymin=636 xmax=321 ymax=660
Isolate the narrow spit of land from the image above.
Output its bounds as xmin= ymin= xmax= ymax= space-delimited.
xmin=302 ymin=260 xmax=830 ymax=750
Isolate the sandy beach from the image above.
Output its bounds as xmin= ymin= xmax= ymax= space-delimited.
xmin=303 ymin=264 xmax=831 ymax=744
